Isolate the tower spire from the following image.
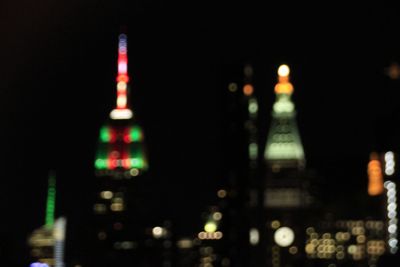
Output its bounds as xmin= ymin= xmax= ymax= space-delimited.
xmin=110 ymin=33 xmax=133 ymax=120
xmin=45 ymin=171 xmax=56 ymax=227
xmin=264 ymin=64 xmax=305 ymax=170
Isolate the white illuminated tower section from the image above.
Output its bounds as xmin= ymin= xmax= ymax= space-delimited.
xmin=264 ymin=64 xmax=305 ymax=170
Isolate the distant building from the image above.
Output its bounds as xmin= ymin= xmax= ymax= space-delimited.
xmin=219 ymin=63 xmax=397 ymax=267
xmin=28 ymin=173 xmax=66 ymax=267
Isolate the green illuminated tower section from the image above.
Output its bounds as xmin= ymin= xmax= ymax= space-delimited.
xmin=45 ymin=172 xmax=56 ymax=227
xmin=264 ymin=64 xmax=305 ymax=170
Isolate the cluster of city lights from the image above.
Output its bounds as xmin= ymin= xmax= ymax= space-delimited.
xmin=385 ymin=181 xmax=398 ymax=254
xmin=95 ymin=157 xmax=145 ymax=170
xmin=100 ymin=126 xmax=143 ymax=143
xmin=199 ymin=246 xmax=217 ymax=267
xmin=384 ymin=151 xmax=396 ymax=176
xmin=96 ymin=124 xmax=147 ymax=172
xmin=198 ymin=231 xmax=223 ymax=240
xmin=305 ymin=220 xmax=387 ymax=261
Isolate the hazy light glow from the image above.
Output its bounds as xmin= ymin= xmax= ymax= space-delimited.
xmin=274 ymin=227 xmax=295 ymax=247
xmin=278 ymin=64 xmax=290 ymax=77
xmin=110 ymin=108 xmax=133 ymax=120
xmin=385 ymin=151 xmax=396 ymax=176
xmin=198 ymin=231 xmax=223 ymax=240
xmin=101 ymin=191 xmax=113 ymax=199
xmin=243 ymin=84 xmax=254 ymax=96
xmin=217 ymin=189 xmax=227 ymax=198
xmin=100 ymin=127 xmax=112 ymax=142
xmin=368 ymin=156 xmax=384 ymax=196
xmin=385 ymin=181 xmax=398 ymax=253
xmin=30 ymin=263 xmax=49 ymax=267
xmin=249 ymin=228 xmax=259 ymax=245
xmin=152 ymin=226 xmax=165 ymax=239
xmin=204 ymin=221 xmax=217 ymax=233
xmin=212 ymin=212 xmax=222 ymax=221
xmin=117 ymin=95 xmax=127 ymax=109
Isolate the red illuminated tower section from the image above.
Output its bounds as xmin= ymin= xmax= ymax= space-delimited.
xmin=91 ymin=33 xmax=148 ymax=266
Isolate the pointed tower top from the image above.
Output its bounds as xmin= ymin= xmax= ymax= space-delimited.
xmin=264 ymin=64 xmax=305 ymax=170
xmin=110 ymin=33 xmax=133 ymax=120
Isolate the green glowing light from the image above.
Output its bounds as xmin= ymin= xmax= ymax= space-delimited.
xmin=45 ymin=173 xmax=56 ymax=227
xmin=249 ymin=99 xmax=258 ymax=114
xmin=95 ymin=158 xmax=107 ymax=169
xmin=100 ymin=127 xmax=111 ymax=142
xmin=130 ymin=126 xmax=142 ymax=142
xmin=249 ymin=143 xmax=258 ymax=160
xmin=131 ymin=158 xmax=144 ymax=168
xmin=265 ymin=84 xmax=305 ymax=167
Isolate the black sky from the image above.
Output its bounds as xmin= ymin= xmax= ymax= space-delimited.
xmin=1 ymin=1 xmax=400 ymax=264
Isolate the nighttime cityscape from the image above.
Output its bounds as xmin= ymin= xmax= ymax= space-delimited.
xmin=1 ymin=2 xmax=400 ymax=267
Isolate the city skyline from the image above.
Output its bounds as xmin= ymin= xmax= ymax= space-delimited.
xmin=1 ymin=2 xmax=400 ymax=266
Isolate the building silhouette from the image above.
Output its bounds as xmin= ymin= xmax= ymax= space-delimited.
xmin=89 ymin=33 xmax=149 ymax=266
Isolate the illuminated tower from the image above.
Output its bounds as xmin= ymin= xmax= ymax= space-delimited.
xmin=91 ymin=33 xmax=148 ymax=266
xmin=264 ymin=64 xmax=305 ymax=171
xmin=94 ymin=33 xmax=148 ymax=176
xmin=28 ymin=172 xmax=67 ymax=267
xmin=262 ymin=65 xmax=313 ymax=267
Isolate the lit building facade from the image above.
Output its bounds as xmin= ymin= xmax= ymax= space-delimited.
xmin=260 ymin=65 xmax=317 ymax=267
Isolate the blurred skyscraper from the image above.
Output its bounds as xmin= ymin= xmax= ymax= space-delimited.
xmin=28 ymin=172 xmax=67 ymax=267
xmin=89 ymin=33 xmax=149 ymax=266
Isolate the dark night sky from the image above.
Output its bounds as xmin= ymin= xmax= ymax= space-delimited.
xmin=1 ymin=1 xmax=400 ymax=264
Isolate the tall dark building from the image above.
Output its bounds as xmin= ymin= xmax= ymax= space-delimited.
xmin=260 ymin=64 xmax=315 ymax=267
xmin=89 ymin=33 xmax=149 ymax=266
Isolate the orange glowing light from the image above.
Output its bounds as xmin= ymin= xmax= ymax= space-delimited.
xmin=274 ymin=65 xmax=294 ymax=95
xmin=368 ymin=153 xmax=384 ymax=196
xmin=274 ymin=83 xmax=294 ymax=95
xmin=243 ymin=84 xmax=254 ymax=96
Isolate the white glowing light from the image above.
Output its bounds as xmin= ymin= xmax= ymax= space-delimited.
xmin=386 ymin=168 xmax=395 ymax=176
xmin=389 ymin=238 xmax=398 ymax=247
xmin=385 ymin=151 xmax=394 ymax=161
xmin=385 ymin=181 xmax=398 ymax=254
xmin=388 ymin=224 xmax=397 ymax=234
xmin=110 ymin=109 xmax=133 ymax=120
xmin=117 ymin=82 xmax=127 ymax=91
xmin=117 ymin=95 xmax=127 ymax=109
xmin=152 ymin=226 xmax=164 ymax=238
xmin=278 ymin=64 xmax=290 ymax=77
xmin=101 ymin=191 xmax=113 ymax=199
xmin=118 ymin=63 xmax=127 ymax=74
xmin=249 ymin=228 xmax=259 ymax=246
xmin=274 ymin=227 xmax=295 ymax=247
